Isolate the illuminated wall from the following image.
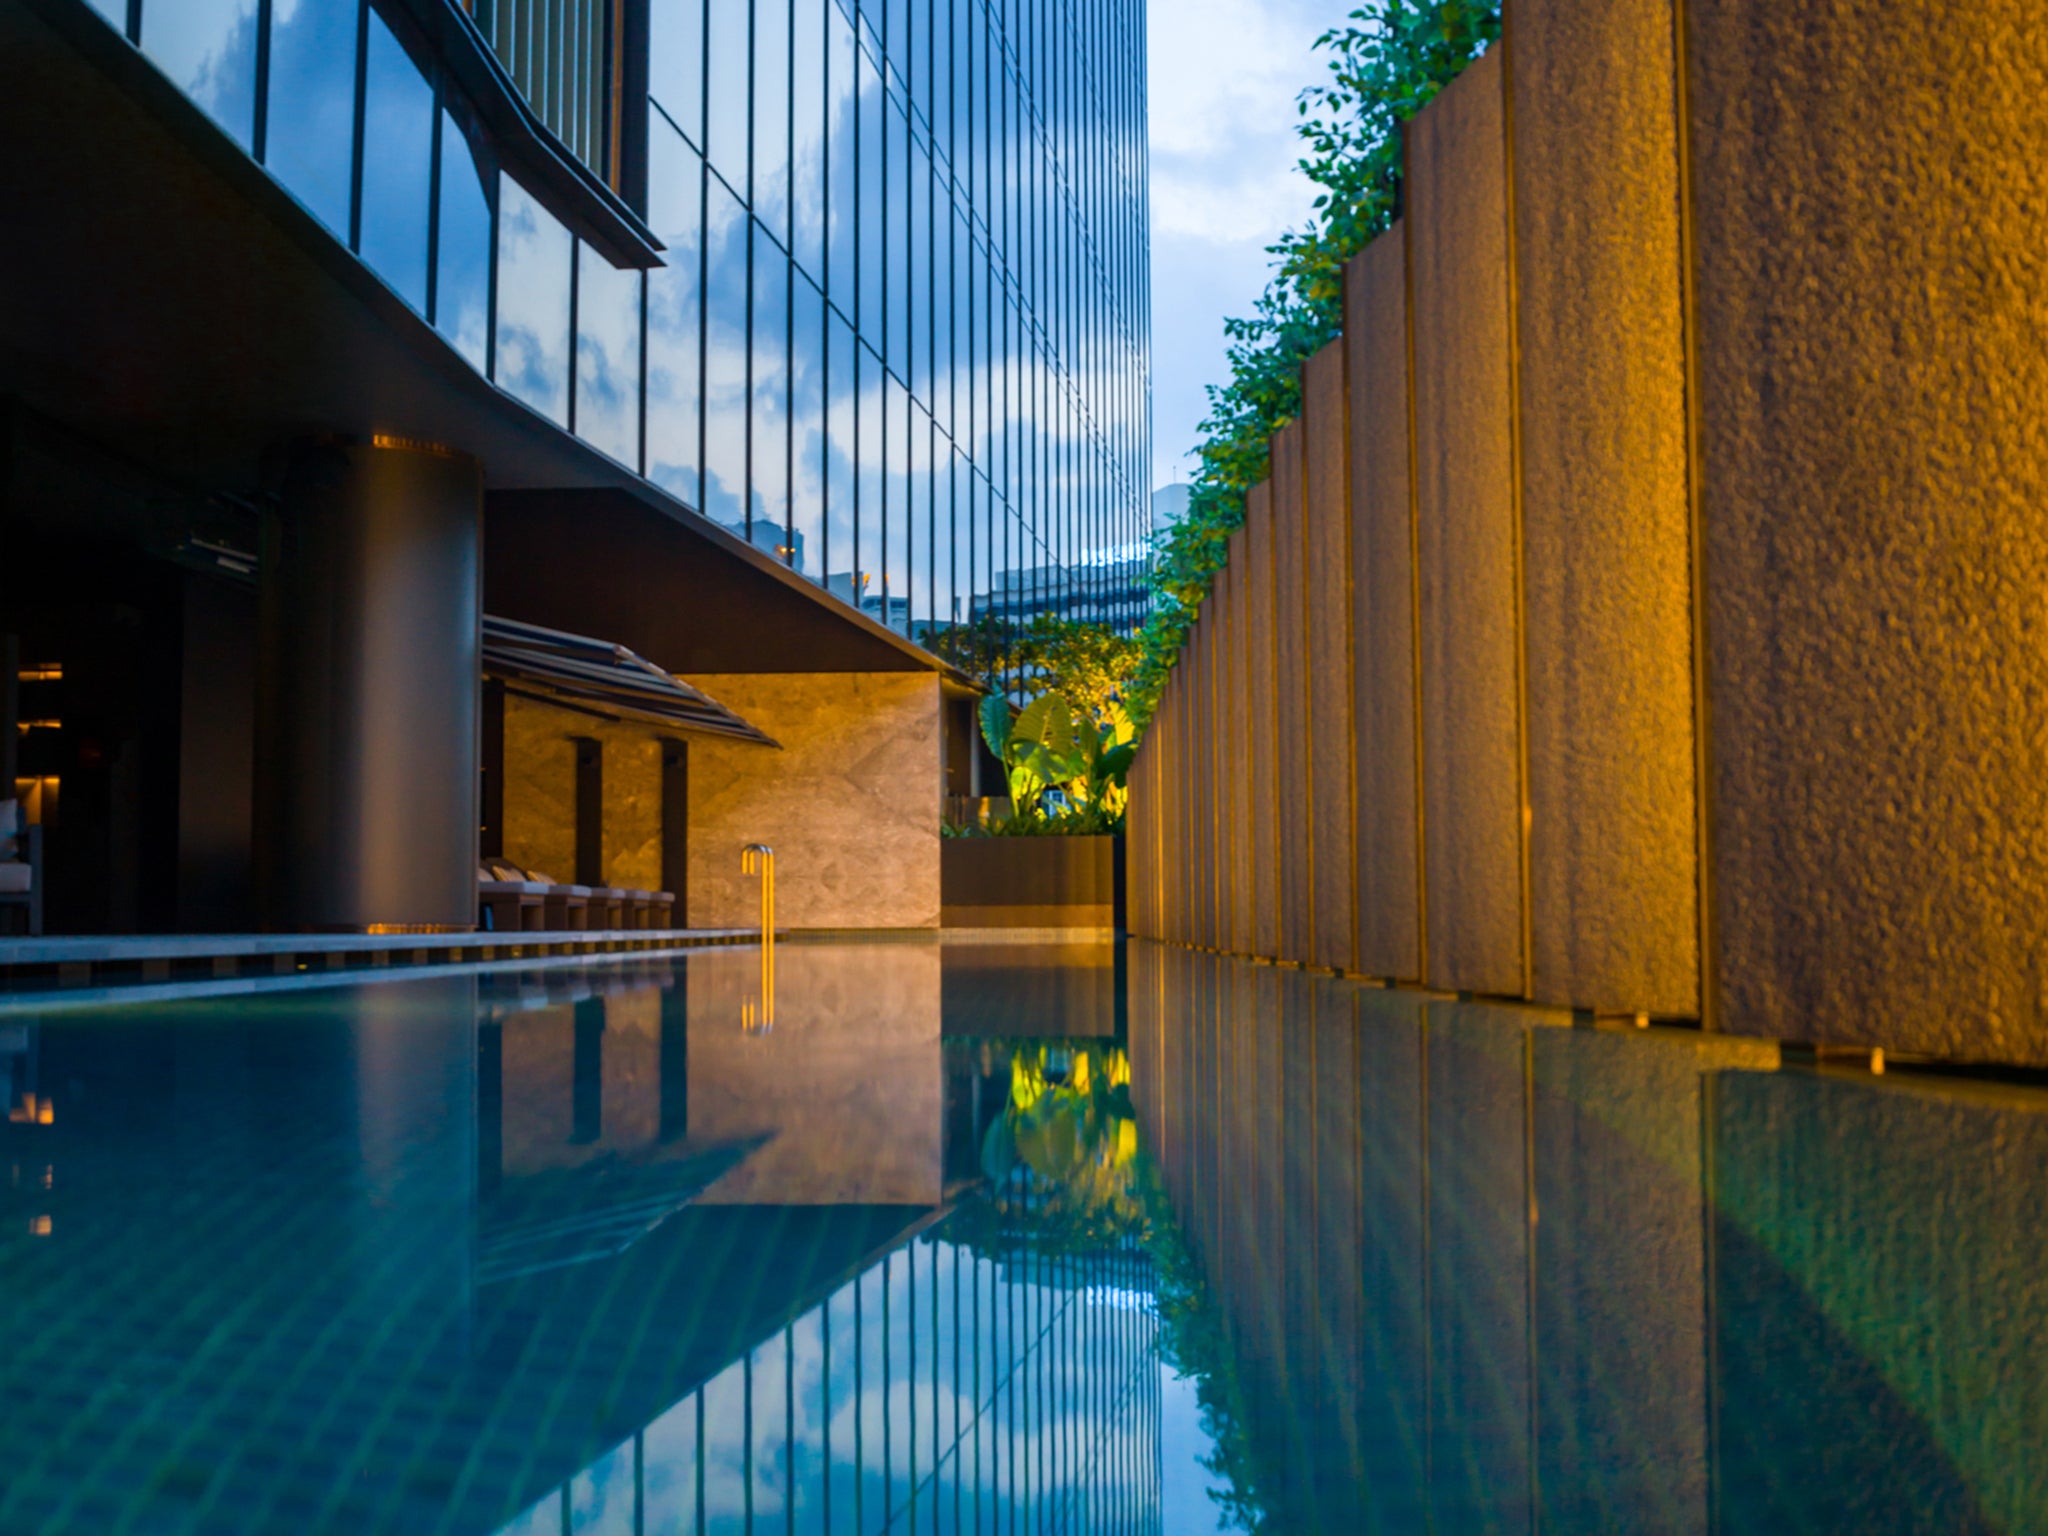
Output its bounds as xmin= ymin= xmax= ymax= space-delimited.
xmin=1129 ymin=0 xmax=2048 ymax=1064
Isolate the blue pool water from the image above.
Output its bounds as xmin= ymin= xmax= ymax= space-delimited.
xmin=2 ymin=939 xmax=2043 ymax=1533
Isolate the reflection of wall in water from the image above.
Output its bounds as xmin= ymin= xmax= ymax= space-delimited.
xmin=1129 ymin=944 xmax=2048 ymax=1533
xmin=686 ymin=945 xmax=943 ymax=1205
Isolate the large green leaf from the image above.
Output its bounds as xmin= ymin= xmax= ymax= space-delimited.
xmin=979 ymin=693 xmax=1012 ymax=760
xmin=1012 ymin=693 xmax=1076 ymax=761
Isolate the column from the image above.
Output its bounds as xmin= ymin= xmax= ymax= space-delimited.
xmin=256 ymin=437 xmax=481 ymax=932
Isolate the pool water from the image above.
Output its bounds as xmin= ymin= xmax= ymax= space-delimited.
xmin=1 ymin=939 xmax=2043 ymax=1534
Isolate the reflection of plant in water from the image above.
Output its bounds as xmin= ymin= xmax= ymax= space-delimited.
xmin=977 ymin=1042 xmax=1145 ymax=1253
xmin=1133 ymin=1155 xmax=1272 ymax=1533
xmin=948 ymin=1039 xmax=1269 ymax=1530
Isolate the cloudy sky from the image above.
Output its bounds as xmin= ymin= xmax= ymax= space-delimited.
xmin=1148 ymin=0 xmax=1339 ymax=493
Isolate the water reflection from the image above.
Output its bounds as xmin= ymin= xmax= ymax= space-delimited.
xmin=1129 ymin=944 xmax=2048 ymax=1534
xmin=0 ymin=942 xmax=1170 ymax=1536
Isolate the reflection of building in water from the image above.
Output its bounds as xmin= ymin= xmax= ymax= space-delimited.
xmin=491 ymin=1231 xmax=1164 ymax=1536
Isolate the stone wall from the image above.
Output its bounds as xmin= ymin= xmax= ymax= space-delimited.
xmin=685 ymin=671 xmax=941 ymax=930
xmin=1130 ymin=0 xmax=2048 ymax=1065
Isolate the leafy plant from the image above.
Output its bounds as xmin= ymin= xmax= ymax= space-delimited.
xmin=1130 ymin=1 xmax=1501 ymax=728
xmin=977 ymin=690 xmax=1136 ymax=834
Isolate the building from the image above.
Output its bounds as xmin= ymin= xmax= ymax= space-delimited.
xmin=0 ymin=0 xmax=1151 ymax=936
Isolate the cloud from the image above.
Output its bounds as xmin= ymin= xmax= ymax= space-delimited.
xmin=1148 ymin=0 xmax=1339 ymax=487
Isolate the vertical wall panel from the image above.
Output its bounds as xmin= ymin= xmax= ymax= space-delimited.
xmin=1273 ymin=421 xmax=1315 ymax=964
xmin=1687 ymin=0 xmax=2048 ymax=1063
xmin=1214 ymin=561 xmax=1239 ymax=954
xmin=1509 ymin=0 xmax=1698 ymax=1018
xmin=1228 ymin=528 xmax=1255 ymax=954
xmin=1346 ymin=229 xmax=1424 ymax=982
xmin=1247 ymin=482 xmax=1281 ymax=959
xmin=1304 ymin=340 xmax=1356 ymax=973
xmin=1407 ymin=47 xmax=1526 ymax=998
xmin=1194 ymin=609 xmax=1216 ymax=949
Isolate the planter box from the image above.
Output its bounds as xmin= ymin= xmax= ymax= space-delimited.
xmin=941 ymin=834 xmax=1123 ymax=929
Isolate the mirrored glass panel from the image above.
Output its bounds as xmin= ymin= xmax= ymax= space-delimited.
xmin=141 ymin=0 xmax=260 ymax=148
xmin=576 ymin=245 xmax=644 ymax=468
xmin=495 ymin=174 xmax=573 ymax=425
xmin=883 ymin=96 xmax=908 ymax=381
xmin=855 ymin=341 xmax=883 ymax=619
xmin=358 ymin=9 xmax=434 ymax=314
xmin=265 ymin=0 xmax=357 ymax=234
xmin=645 ymin=116 xmax=704 ymax=506
xmin=824 ymin=4 xmax=859 ymax=319
xmin=648 ymin=0 xmax=704 ymax=147
xmin=790 ymin=0 xmax=827 ymax=285
xmin=791 ymin=272 xmax=827 ymax=582
xmin=434 ymin=109 xmax=493 ymax=372
xmin=751 ymin=234 xmax=791 ymax=548
xmin=824 ymin=306 xmax=857 ymax=603
xmin=704 ymin=0 xmax=748 ymax=194
xmin=702 ymin=175 xmax=749 ymax=527
xmin=753 ymin=0 xmax=790 ymax=250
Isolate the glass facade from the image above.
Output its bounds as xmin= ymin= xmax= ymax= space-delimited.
xmin=100 ymin=0 xmax=1153 ymax=648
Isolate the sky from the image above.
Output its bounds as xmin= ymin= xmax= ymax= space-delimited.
xmin=1148 ymin=0 xmax=1339 ymax=494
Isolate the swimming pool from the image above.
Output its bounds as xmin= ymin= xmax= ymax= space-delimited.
xmin=1 ymin=938 xmax=2041 ymax=1532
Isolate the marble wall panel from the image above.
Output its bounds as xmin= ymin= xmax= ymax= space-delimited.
xmin=1407 ymin=47 xmax=1526 ymax=998
xmin=502 ymin=692 xmax=666 ymax=891
xmin=686 ymin=672 xmax=941 ymax=929
xmin=1345 ymin=229 xmax=1424 ymax=982
xmin=1246 ymin=482 xmax=1281 ymax=958
xmin=1511 ymin=0 xmax=1698 ymax=1018
xmin=1304 ymin=339 xmax=1357 ymax=972
xmin=1686 ymin=0 xmax=2048 ymax=1061
xmin=1273 ymin=421 xmax=1315 ymax=964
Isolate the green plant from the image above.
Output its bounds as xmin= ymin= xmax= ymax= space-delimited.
xmin=1131 ymin=1 xmax=1501 ymax=728
xmin=978 ymin=690 xmax=1137 ymax=834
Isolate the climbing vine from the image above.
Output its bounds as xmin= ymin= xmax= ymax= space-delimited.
xmin=1131 ymin=0 xmax=1502 ymax=727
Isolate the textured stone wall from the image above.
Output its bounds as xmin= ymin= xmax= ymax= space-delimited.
xmin=1247 ymin=482 xmax=1281 ymax=958
xmin=1408 ymin=47 xmax=1526 ymax=999
xmin=1273 ymin=421 xmax=1315 ymax=965
xmin=686 ymin=671 xmax=941 ymax=929
xmin=1688 ymin=0 xmax=2048 ymax=1061
xmin=1305 ymin=339 xmax=1357 ymax=973
xmin=1227 ymin=528 xmax=1255 ymax=952
xmin=1129 ymin=0 xmax=2048 ymax=1064
xmin=1345 ymin=228 xmax=1424 ymax=983
xmin=1511 ymin=0 xmax=1698 ymax=1018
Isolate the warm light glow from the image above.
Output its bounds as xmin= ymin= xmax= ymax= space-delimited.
xmin=13 ymin=778 xmax=57 ymax=825
xmin=17 ymin=663 xmax=60 ymax=682
xmin=9 ymin=1093 xmax=52 ymax=1125
xmin=370 ymin=433 xmax=458 ymax=457
xmin=16 ymin=720 xmax=60 ymax=735
xmin=28 ymin=1215 xmax=50 ymax=1237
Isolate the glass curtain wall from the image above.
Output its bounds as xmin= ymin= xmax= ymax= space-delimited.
xmin=109 ymin=0 xmax=1152 ymax=649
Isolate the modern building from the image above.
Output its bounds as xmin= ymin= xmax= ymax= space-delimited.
xmin=0 ymin=0 xmax=1151 ymax=936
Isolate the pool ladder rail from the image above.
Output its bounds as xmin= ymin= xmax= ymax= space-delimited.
xmin=741 ymin=844 xmax=775 ymax=1033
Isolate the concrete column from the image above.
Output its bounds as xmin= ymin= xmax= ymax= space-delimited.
xmin=1685 ymin=0 xmax=2048 ymax=1062
xmin=1345 ymin=229 xmax=1425 ymax=983
xmin=1305 ymin=340 xmax=1357 ymax=973
xmin=1247 ymin=481 xmax=1281 ymax=959
xmin=1508 ymin=0 xmax=1699 ymax=1019
xmin=1408 ymin=47 xmax=1527 ymax=999
xmin=1273 ymin=420 xmax=1315 ymax=964
xmin=256 ymin=438 xmax=481 ymax=932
